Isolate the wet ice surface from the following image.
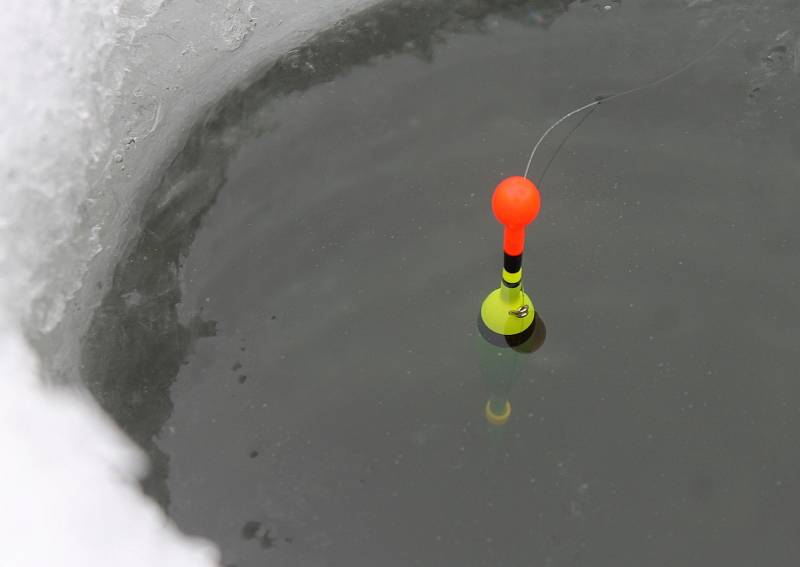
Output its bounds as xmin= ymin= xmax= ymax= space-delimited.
xmin=89 ymin=0 xmax=800 ymax=565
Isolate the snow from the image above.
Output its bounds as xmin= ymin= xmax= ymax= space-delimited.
xmin=0 ymin=0 xmax=378 ymax=565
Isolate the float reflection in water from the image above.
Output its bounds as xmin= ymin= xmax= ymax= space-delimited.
xmin=478 ymin=315 xmax=547 ymax=429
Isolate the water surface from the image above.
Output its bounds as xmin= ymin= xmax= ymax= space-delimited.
xmin=85 ymin=1 xmax=800 ymax=565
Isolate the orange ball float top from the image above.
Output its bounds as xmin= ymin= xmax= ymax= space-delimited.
xmin=491 ymin=176 xmax=540 ymax=257
xmin=492 ymin=176 xmax=541 ymax=228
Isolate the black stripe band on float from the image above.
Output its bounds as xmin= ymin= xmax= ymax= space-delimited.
xmin=503 ymin=253 xmax=522 ymax=273
xmin=502 ymin=279 xmax=520 ymax=288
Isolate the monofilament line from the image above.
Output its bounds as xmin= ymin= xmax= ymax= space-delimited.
xmin=522 ymin=100 xmax=600 ymax=180
xmin=521 ymin=22 xmax=742 ymax=182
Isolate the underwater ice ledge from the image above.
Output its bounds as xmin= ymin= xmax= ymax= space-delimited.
xmin=0 ymin=1 xmax=382 ymax=566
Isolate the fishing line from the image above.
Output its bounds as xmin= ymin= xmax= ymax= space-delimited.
xmin=522 ymin=19 xmax=745 ymax=183
xmin=537 ymin=104 xmax=598 ymax=186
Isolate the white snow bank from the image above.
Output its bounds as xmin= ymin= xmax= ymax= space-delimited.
xmin=0 ymin=0 xmax=378 ymax=565
xmin=0 ymin=326 xmax=220 ymax=567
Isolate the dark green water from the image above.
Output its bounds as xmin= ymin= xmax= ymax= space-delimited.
xmin=84 ymin=1 xmax=800 ymax=565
